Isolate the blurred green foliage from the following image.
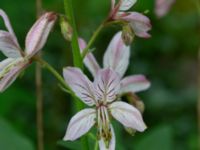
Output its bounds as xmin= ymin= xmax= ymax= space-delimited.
xmin=0 ymin=0 xmax=199 ymax=150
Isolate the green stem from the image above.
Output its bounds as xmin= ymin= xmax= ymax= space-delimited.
xmin=81 ymin=19 xmax=127 ymax=59
xmin=194 ymin=0 xmax=200 ymax=149
xmin=82 ymin=23 xmax=105 ymax=58
xmin=63 ymin=0 xmax=89 ymax=149
xmin=35 ymin=1 xmax=44 ymax=150
xmin=36 ymin=58 xmax=91 ymax=149
xmin=36 ymin=58 xmax=70 ymax=91
xmin=198 ymin=49 xmax=200 ymax=150
xmin=63 ymin=0 xmax=83 ymax=68
xmin=94 ymin=140 xmax=98 ymax=150
xmin=88 ymin=133 xmax=96 ymax=140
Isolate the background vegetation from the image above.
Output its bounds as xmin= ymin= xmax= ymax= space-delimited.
xmin=0 ymin=0 xmax=199 ymax=149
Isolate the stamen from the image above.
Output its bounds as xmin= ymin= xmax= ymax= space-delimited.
xmin=96 ymin=105 xmax=112 ymax=148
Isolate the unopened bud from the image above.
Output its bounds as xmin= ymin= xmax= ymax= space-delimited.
xmin=126 ymin=93 xmax=145 ymax=113
xmin=125 ymin=127 xmax=136 ymax=136
xmin=122 ymin=24 xmax=134 ymax=45
xmin=60 ymin=15 xmax=73 ymax=41
xmin=25 ymin=12 xmax=57 ymax=57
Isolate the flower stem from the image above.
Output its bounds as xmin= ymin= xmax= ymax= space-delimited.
xmin=36 ymin=62 xmax=44 ymax=150
xmin=94 ymin=140 xmax=98 ymax=150
xmin=63 ymin=0 xmax=83 ymax=68
xmin=63 ymin=0 xmax=90 ymax=149
xmin=81 ymin=19 xmax=126 ymax=59
xmin=35 ymin=0 xmax=44 ymax=150
xmin=82 ymin=23 xmax=105 ymax=58
xmin=35 ymin=57 xmax=70 ymax=91
xmin=198 ymin=48 xmax=200 ymax=150
xmin=195 ymin=1 xmax=200 ymax=148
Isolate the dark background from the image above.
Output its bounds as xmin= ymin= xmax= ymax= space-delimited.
xmin=0 ymin=0 xmax=199 ymax=149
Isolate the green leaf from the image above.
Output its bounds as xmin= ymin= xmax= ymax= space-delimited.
xmin=57 ymin=140 xmax=81 ymax=150
xmin=135 ymin=125 xmax=173 ymax=150
xmin=0 ymin=118 xmax=34 ymax=150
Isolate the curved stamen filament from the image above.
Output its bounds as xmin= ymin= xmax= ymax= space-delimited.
xmin=97 ymin=105 xmax=112 ymax=148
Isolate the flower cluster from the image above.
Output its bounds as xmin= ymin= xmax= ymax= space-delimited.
xmin=0 ymin=0 xmax=152 ymax=149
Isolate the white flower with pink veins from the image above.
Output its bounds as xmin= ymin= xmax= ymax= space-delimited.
xmin=0 ymin=9 xmax=57 ymax=92
xmin=63 ymin=32 xmax=151 ymax=150
xmin=109 ymin=0 xmax=152 ymax=38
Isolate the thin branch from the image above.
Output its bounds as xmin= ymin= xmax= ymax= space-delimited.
xmin=36 ymin=62 xmax=44 ymax=150
xmin=195 ymin=0 xmax=200 ymax=149
xmin=198 ymin=48 xmax=200 ymax=150
xmin=36 ymin=0 xmax=44 ymax=150
xmin=81 ymin=23 xmax=105 ymax=58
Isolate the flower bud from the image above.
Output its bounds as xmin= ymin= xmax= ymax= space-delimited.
xmin=125 ymin=127 xmax=136 ymax=136
xmin=126 ymin=92 xmax=145 ymax=113
xmin=60 ymin=15 xmax=73 ymax=41
xmin=25 ymin=12 xmax=57 ymax=57
xmin=122 ymin=24 xmax=134 ymax=45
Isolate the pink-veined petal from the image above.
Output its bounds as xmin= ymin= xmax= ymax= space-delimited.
xmin=63 ymin=108 xmax=96 ymax=141
xmin=25 ymin=12 xmax=57 ymax=57
xmin=109 ymin=101 xmax=147 ymax=132
xmin=63 ymin=67 xmax=96 ymax=106
xmin=78 ymin=38 xmax=100 ymax=77
xmin=0 ymin=59 xmax=28 ymax=92
xmin=121 ymin=12 xmax=151 ymax=38
xmin=0 ymin=58 xmax=14 ymax=72
xmin=0 ymin=30 xmax=21 ymax=58
xmin=94 ymin=68 xmax=120 ymax=103
xmin=103 ymin=32 xmax=130 ymax=77
xmin=99 ymin=125 xmax=115 ymax=150
xmin=120 ymin=75 xmax=150 ymax=94
xmin=0 ymin=9 xmax=19 ymax=46
xmin=119 ymin=0 xmax=137 ymax=11
xmin=155 ymin=0 xmax=175 ymax=18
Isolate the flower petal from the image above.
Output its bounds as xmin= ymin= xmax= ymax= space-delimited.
xmin=103 ymin=32 xmax=130 ymax=77
xmin=0 ymin=58 xmax=14 ymax=72
xmin=120 ymin=75 xmax=150 ymax=94
xmin=63 ymin=108 xmax=96 ymax=141
xmin=94 ymin=68 xmax=120 ymax=103
xmin=109 ymin=101 xmax=147 ymax=132
xmin=25 ymin=12 xmax=57 ymax=57
xmin=119 ymin=0 xmax=137 ymax=11
xmin=78 ymin=38 xmax=87 ymax=50
xmin=0 ymin=31 xmax=21 ymax=58
xmin=78 ymin=38 xmax=100 ymax=77
xmin=155 ymin=0 xmax=175 ymax=18
xmin=0 ymin=9 xmax=19 ymax=46
xmin=0 ymin=59 xmax=28 ymax=92
xmin=121 ymin=12 xmax=151 ymax=38
xmin=111 ymin=0 xmax=116 ymax=10
xmin=63 ymin=67 xmax=96 ymax=106
xmin=99 ymin=125 xmax=115 ymax=150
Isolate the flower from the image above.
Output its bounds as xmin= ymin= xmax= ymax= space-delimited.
xmin=63 ymin=32 xmax=151 ymax=149
xmin=155 ymin=0 xmax=175 ymax=18
xmin=79 ymin=31 xmax=150 ymax=96
xmin=0 ymin=9 xmax=57 ymax=92
xmin=109 ymin=0 xmax=151 ymax=38
xmin=63 ymin=67 xmax=147 ymax=150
